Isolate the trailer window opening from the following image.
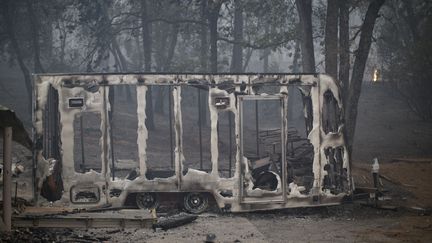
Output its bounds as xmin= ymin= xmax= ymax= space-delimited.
xmin=217 ymin=110 xmax=235 ymax=178
xmin=181 ymin=86 xmax=211 ymax=174
xmin=322 ymin=90 xmax=341 ymax=134
xmin=146 ymin=85 xmax=175 ymax=179
xmin=242 ymin=98 xmax=283 ymax=193
xmin=73 ymin=112 xmax=102 ymax=173
xmin=109 ymin=85 xmax=139 ymax=180
xmin=287 ymin=86 xmax=314 ymax=195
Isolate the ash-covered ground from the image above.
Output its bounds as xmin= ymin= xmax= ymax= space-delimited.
xmin=1 ymin=205 xmax=431 ymax=242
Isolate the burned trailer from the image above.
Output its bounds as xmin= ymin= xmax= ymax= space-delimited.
xmin=32 ymin=73 xmax=352 ymax=213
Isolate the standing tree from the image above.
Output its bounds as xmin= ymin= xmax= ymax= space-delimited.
xmin=295 ymin=0 xmax=315 ymax=73
xmin=200 ymin=0 xmax=209 ymax=72
xmin=324 ymin=0 xmax=338 ymax=78
xmin=338 ymin=0 xmax=350 ymax=103
xmin=297 ymin=0 xmax=386 ymax=151
xmin=345 ymin=0 xmax=385 ymax=151
xmin=1 ymin=0 xmax=31 ymax=100
xmin=377 ymin=0 xmax=432 ymax=121
xmin=207 ymin=0 xmax=223 ymax=72
xmin=230 ymin=0 xmax=243 ymax=73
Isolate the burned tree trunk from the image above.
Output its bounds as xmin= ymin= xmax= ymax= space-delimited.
xmin=200 ymin=0 xmax=208 ymax=72
xmin=243 ymin=48 xmax=253 ymax=72
xmin=324 ymin=0 xmax=338 ymax=78
xmin=345 ymin=0 xmax=385 ymax=151
xmin=296 ymin=0 xmax=315 ymax=73
xmin=292 ymin=27 xmax=301 ymax=73
xmin=207 ymin=1 xmax=222 ymax=73
xmin=230 ymin=0 xmax=243 ymax=73
xmin=262 ymin=25 xmax=270 ymax=72
xmin=141 ymin=1 xmax=152 ymax=72
xmin=338 ymin=0 xmax=350 ymax=104
xmin=164 ymin=23 xmax=179 ymax=72
xmin=295 ymin=0 xmax=316 ymax=136
xmin=1 ymin=0 xmax=32 ymax=103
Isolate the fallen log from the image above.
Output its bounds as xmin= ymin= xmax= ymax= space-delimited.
xmin=152 ymin=213 xmax=198 ymax=231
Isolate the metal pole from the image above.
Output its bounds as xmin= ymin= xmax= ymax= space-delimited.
xmin=79 ymin=115 xmax=86 ymax=172
xmin=43 ymin=99 xmax=48 ymax=157
xmin=48 ymin=87 xmax=52 ymax=157
xmin=228 ymin=112 xmax=232 ymax=177
xmin=255 ymin=100 xmax=260 ymax=157
xmin=198 ymin=89 xmax=203 ymax=170
xmin=53 ymin=88 xmax=60 ymax=159
xmin=14 ymin=182 xmax=18 ymax=205
xmin=109 ymin=87 xmax=115 ymax=180
xmin=102 ymin=87 xmax=110 ymax=204
xmin=168 ymin=86 xmax=174 ymax=169
xmin=3 ymin=127 xmax=12 ymax=231
xmin=110 ymin=119 xmax=115 ymax=180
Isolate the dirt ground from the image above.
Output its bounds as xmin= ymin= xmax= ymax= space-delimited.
xmin=1 ymin=67 xmax=432 ymax=242
xmin=1 ymin=206 xmax=431 ymax=242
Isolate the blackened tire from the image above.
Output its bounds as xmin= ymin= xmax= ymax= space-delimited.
xmin=136 ymin=192 xmax=159 ymax=209
xmin=183 ymin=192 xmax=209 ymax=214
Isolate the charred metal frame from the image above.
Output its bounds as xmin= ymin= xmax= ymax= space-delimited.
xmin=238 ymin=95 xmax=287 ymax=204
xmin=32 ymin=73 xmax=352 ymax=212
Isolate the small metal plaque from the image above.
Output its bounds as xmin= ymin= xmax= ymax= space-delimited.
xmin=68 ymin=98 xmax=84 ymax=108
xmin=214 ymin=97 xmax=230 ymax=109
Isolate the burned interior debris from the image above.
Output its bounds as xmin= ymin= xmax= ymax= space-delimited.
xmin=33 ymin=73 xmax=352 ymax=213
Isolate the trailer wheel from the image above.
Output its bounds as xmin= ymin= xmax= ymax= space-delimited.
xmin=183 ymin=192 xmax=209 ymax=214
xmin=136 ymin=192 xmax=159 ymax=209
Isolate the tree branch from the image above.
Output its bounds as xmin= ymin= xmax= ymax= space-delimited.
xmin=217 ymin=36 xmax=293 ymax=50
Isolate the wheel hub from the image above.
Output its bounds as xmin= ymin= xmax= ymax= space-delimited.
xmin=136 ymin=192 xmax=158 ymax=209
xmin=183 ymin=193 xmax=209 ymax=214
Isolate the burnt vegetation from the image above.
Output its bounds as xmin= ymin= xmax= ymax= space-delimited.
xmin=377 ymin=1 xmax=432 ymax=121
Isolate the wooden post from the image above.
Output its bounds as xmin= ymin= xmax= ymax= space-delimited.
xmin=2 ymin=127 xmax=12 ymax=231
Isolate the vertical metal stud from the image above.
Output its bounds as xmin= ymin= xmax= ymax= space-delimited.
xmin=255 ymin=100 xmax=260 ymax=157
xmin=79 ymin=115 xmax=86 ymax=172
xmin=198 ymin=88 xmax=203 ymax=170
xmin=228 ymin=111 xmax=232 ymax=177
xmin=2 ymin=127 xmax=12 ymax=231
xmin=168 ymin=86 xmax=174 ymax=169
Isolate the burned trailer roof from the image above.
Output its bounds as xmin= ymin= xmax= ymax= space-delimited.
xmin=32 ymin=73 xmax=352 ymax=212
xmin=0 ymin=105 xmax=32 ymax=149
